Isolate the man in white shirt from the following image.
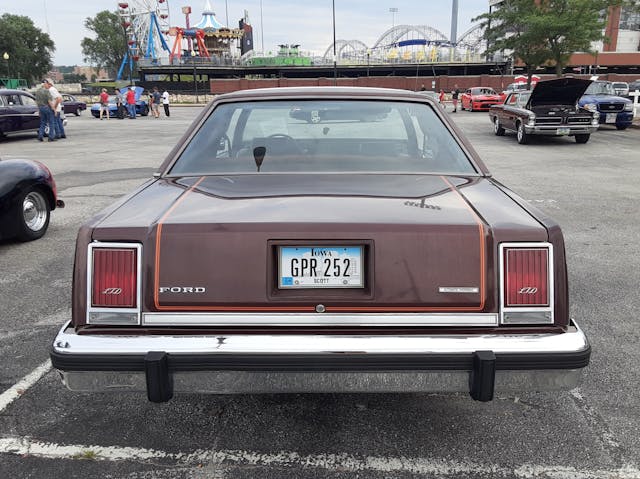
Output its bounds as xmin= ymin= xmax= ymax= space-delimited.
xmin=45 ymin=78 xmax=66 ymax=139
xmin=161 ymin=89 xmax=170 ymax=117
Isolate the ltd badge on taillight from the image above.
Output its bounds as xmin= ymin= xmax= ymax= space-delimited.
xmin=87 ymin=243 xmax=142 ymax=325
xmin=499 ymin=243 xmax=554 ymax=325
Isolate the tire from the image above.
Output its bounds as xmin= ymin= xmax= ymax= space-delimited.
xmin=493 ymin=117 xmax=505 ymax=136
xmin=616 ymin=125 xmax=628 ymax=131
xmin=75 ymin=108 xmax=81 ymax=116
xmin=516 ymin=121 xmax=528 ymax=144
xmin=14 ymin=187 xmax=50 ymax=241
xmin=575 ymin=134 xmax=590 ymax=144
xmin=140 ymin=106 xmax=149 ymax=116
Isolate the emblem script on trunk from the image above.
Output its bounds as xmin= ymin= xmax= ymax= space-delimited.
xmin=159 ymin=287 xmax=206 ymax=293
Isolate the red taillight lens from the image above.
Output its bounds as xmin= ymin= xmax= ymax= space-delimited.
xmin=504 ymin=247 xmax=549 ymax=307
xmin=92 ymin=248 xmax=138 ymax=307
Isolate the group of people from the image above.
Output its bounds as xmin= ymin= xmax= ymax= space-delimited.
xmin=100 ymin=86 xmax=170 ymax=120
xmin=35 ymin=78 xmax=65 ymax=142
xmin=149 ymin=86 xmax=171 ymax=118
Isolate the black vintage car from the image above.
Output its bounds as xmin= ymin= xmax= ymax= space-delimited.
xmin=62 ymin=94 xmax=87 ymax=116
xmin=0 ymin=158 xmax=64 ymax=241
xmin=489 ymin=78 xmax=599 ymax=144
xmin=0 ymin=89 xmax=39 ymax=140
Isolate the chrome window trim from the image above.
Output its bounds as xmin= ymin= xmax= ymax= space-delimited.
xmin=499 ymin=242 xmax=554 ymax=325
xmin=86 ymin=242 xmax=143 ymax=325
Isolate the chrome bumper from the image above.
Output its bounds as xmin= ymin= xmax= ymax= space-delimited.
xmin=51 ymin=320 xmax=590 ymax=402
xmin=525 ymin=124 xmax=598 ymax=135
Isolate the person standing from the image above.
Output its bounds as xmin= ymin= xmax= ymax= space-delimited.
xmin=439 ymin=88 xmax=446 ymax=109
xmin=99 ymin=88 xmax=110 ymax=120
xmin=161 ymin=88 xmax=170 ymax=117
xmin=126 ymin=86 xmax=137 ymax=119
xmin=451 ymin=84 xmax=460 ymax=113
xmin=47 ymin=79 xmax=66 ymax=139
xmin=35 ymin=80 xmax=55 ymax=142
xmin=115 ymin=88 xmax=125 ymax=119
xmin=151 ymin=86 xmax=161 ymax=118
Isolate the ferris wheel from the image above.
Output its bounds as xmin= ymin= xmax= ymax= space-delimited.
xmin=117 ymin=0 xmax=171 ymax=78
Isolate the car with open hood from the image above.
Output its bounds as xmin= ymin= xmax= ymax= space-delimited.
xmin=578 ymin=80 xmax=633 ymax=131
xmin=489 ymin=78 xmax=599 ymax=144
xmin=50 ymin=86 xmax=590 ymax=403
xmin=90 ymin=86 xmax=149 ymax=118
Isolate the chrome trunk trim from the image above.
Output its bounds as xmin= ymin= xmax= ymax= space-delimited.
xmin=141 ymin=312 xmax=498 ymax=327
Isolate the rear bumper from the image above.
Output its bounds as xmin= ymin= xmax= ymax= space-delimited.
xmin=50 ymin=320 xmax=590 ymax=402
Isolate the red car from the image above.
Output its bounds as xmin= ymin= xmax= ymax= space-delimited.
xmin=461 ymin=87 xmax=502 ymax=111
xmin=50 ymin=87 xmax=590 ymax=403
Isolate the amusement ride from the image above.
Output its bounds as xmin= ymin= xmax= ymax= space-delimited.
xmin=114 ymin=0 xmax=488 ymax=79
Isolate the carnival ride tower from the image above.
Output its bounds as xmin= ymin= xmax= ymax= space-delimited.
xmin=117 ymin=0 xmax=172 ymax=80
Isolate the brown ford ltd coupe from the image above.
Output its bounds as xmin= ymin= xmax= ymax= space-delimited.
xmin=489 ymin=77 xmax=599 ymax=144
xmin=50 ymin=87 xmax=590 ymax=403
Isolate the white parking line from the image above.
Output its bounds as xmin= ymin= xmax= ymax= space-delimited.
xmin=0 ymin=435 xmax=638 ymax=478
xmin=0 ymin=360 xmax=51 ymax=414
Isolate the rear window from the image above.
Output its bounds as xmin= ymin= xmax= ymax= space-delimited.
xmin=169 ymin=99 xmax=477 ymax=175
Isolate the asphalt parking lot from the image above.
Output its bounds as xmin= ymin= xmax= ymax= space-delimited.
xmin=0 ymin=104 xmax=639 ymax=479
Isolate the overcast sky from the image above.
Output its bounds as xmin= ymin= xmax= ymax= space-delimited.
xmin=1 ymin=0 xmax=490 ymax=65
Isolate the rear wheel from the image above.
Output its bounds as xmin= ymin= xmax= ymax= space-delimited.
xmin=616 ymin=125 xmax=628 ymax=131
xmin=493 ymin=117 xmax=505 ymax=136
xmin=575 ymin=134 xmax=590 ymax=144
xmin=516 ymin=121 xmax=528 ymax=144
xmin=75 ymin=108 xmax=81 ymax=116
xmin=14 ymin=187 xmax=50 ymax=241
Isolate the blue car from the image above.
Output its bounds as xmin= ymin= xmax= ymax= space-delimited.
xmin=579 ymin=81 xmax=634 ymax=130
xmin=90 ymin=86 xmax=149 ymax=118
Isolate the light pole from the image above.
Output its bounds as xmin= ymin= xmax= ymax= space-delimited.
xmin=191 ymin=50 xmax=198 ymax=104
xmin=2 ymin=52 xmax=9 ymax=78
xmin=366 ymin=49 xmax=371 ymax=78
xmin=389 ymin=7 xmax=398 ymax=30
xmin=332 ymin=0 xmax=337 ymax=84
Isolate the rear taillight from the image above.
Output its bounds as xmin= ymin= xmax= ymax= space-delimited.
xmin=87 ymin=243 xmax=142 ymax=325
xmin=92 ymin=248 xmax=137 ymax=307
xmin=499 ymin=243 xmax=554 ymax=325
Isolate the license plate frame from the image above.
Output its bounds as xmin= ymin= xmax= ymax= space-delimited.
xmin=556 ymin=127 xmax=570 ymax=135
xmin=606 ymin=113 xmax=617 ymax=124
xmin=278 ymin=245 xmax=364 ymax=289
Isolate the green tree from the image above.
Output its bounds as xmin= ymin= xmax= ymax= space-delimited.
xmin=475 ymin=0 xmax=620 ymax=79
xmin=81 ymin=10 xmax=127 ymax=78
xmin=474 ymin=0 xmax=551 ymax=87
xmin=0 ymin=14 xmax=55 ymax=84
xmin=63 ymin=72 xmax=87 ymax=83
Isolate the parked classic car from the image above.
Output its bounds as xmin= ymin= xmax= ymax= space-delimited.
xmin=578 ymin=80 xmax=634 ymax=130
xmin=489 ymin=78 xmax=599 ymax=144
xmin=62 ymin=94 xmax=87 ymax=116
xmin=0 ymin=89 xmax=39 ymax=140
xmin=460 ymin=87 xmax=502 ymax=111
xmin=90 ymin=86 xmax=149 ymax=118
xmin=50 ymin=86 xmax=590 ymax=403
xmin=0 ymin=158 xmax=65 ymax=241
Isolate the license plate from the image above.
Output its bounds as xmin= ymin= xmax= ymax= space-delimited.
xmin=606 ymin=113 xmax=617 ymax=123
xmin=556 ymin=127 xmax=570 ymax=135
xmin=279 ymin=246 xmax=364 ymax=288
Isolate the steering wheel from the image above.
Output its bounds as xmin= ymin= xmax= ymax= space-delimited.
xmin=265 ymin=133 xmax=304 ymax=155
